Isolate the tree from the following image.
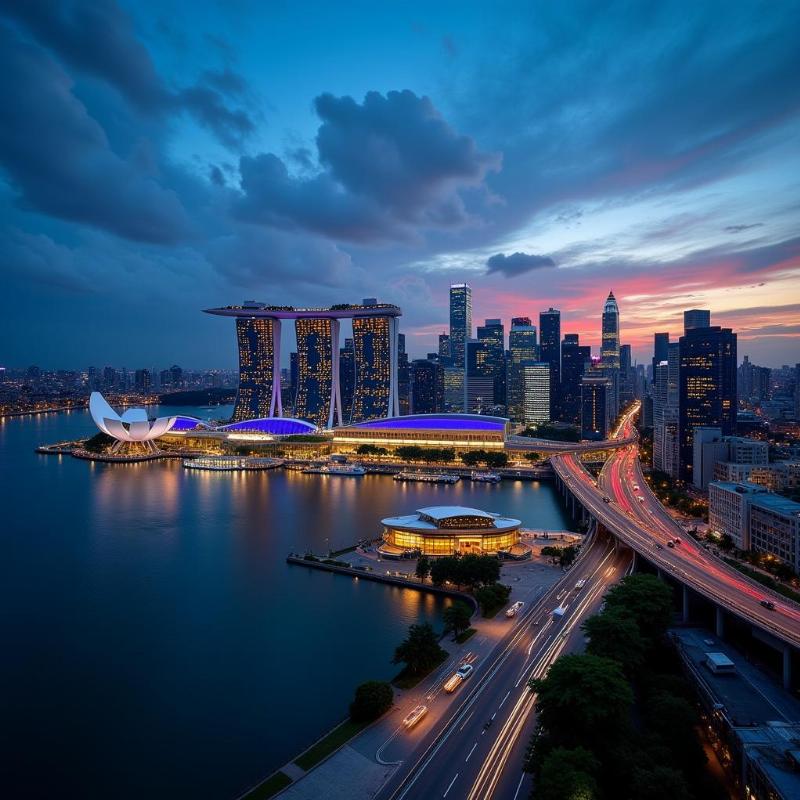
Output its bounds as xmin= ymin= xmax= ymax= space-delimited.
xmin=582 ymin=609 xmax=646 ymax=676
xmin=475 ymin=582 xmax=512 ymax=616
xmin=349 ymin=681 xmax=393 ymax=722
xmin=535 ymin=747 xmax=599 ymax=800
xmin=629 ymin=765 xmax=690 ymax=800
xmin=443 ymin=602 xmax=472 ymax=636
xmin=644 ymin=691 xmax=707 ymax=776
xmin=415 ymin=556 xmax=431 ymax=583
xmin=392 ymin=623 xmax=446 ymax=676
xmin=430 ymin=555 xmax=459 ymax=586
xmin=530 ymin=654 xmax=633 ymax=750
xmin=524 ymin=452 xmax=541 ymax=462
xmin=356 ymin=444 xmax=387 ymax=456
xmin=461 ymin=451 xmax=482 ymax=467
xmin=603 ymin=575 xmax=674 ymax=644
xmin=559 ymin=545 xmax=577 ymax=568
xmin=719 ymin=533 xmax=735 ymax=552
xmin=541 ymin=545 xmax=563 ymax=565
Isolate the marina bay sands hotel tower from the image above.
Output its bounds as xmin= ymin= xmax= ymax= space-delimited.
xmin=204 ymin=301 xmax=402 ymax=428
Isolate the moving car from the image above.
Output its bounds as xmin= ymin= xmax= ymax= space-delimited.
xmin=760 ymin=600 xmax=776 ymax=611
xmin=505 ymin=601 xmax=525 ymax=618
xmin=444 ymin=663 xmax=474 ymax=692
xmin=402 ymin=704 xmax=428 ymax=729
xmin=575 ymin=579 xmax=587 ymax=590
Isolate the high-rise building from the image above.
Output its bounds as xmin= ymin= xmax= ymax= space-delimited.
xmin=619 ymin=344 xmax=633 ymax=408
xmin=351 ymin=315 xmax=397 ymax=423
xmin=170 ymin=365 xmax=183 ymax=388
xmin=560 ymin=335 xmax=591 ymax=425
xmin=678 ymin=325 xmax=737 ymax=483
xmin=397 ymin=333 xmax=410 ymax=415
xmin=339 ymin=337 xmax=355 ymax=421
xmin=465 ymin=338 xmax=495 ymax=413
xmin=411 ymin=359 xmax=438 ymax=413
xmin=581 ymin=376 xmax=612 ymax=440
xmin=738 ymin=355 xmax=771 ymax=404
xmin=438 ymin=333 xmax=451 ymax=366
xmin=653 ymin=333 xmax=669 ymax=373
xmin=231 ymin=318 xmax=279 ymax=421
xmin=134 ymin=368 xmax=152 ymax=393
xmin=477 ymin=318 xmax=506 ymax=407
xmin=289 ymin=352 xmax=298 ymax=407
xmin=795 ymin=363 xmax=800 ymax=421
xmin=539 ymin=308 xmax=561 ymax=417
xmin=295 ymin=317 xmax=340 ymax=428
xmin=601 ymin=291 xmax=620 ymax=369
xmin=449 ymin=283 xmax=472 ymax=370
xmin=507 ymin=320 xmax=538 ymax=420
xmin=521 ymin=362 xmax=551 ymax=423
xmin=443 ymin=366 xmax=465 ymax=411
xmin=684 ymin=309 xmax=711 ymax=331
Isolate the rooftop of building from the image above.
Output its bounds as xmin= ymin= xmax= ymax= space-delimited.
xmin=204 ymin=301 xmax=401 ymax=319
xmin=339 ymin=413 xmax=508 ymax=432
xmin=749 ymin=493 xmax=800 ymax=515
xmin=382 ymin=505 xmax=521 ymax=531
xmin=708 ymin=480 xmax=770 ymax=494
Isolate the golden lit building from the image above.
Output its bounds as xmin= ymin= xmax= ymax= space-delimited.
xmin=379 ymin=506 xmax=523 ymax=558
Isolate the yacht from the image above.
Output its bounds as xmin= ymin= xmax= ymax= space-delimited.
xmin=302 ymin=463 xmax=366 ymax=476
xmin=393 ymin=471 xmax=460 ymax=484
xmin=471 ymin=472 xmax=502 ymax=483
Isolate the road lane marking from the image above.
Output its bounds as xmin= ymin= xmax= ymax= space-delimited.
xmin=499 ymin=691 xmax=511 ymax=709
xmin=512 ymin=772 xmax=526 ymax=800
xmin=465 ymin=742 xmax=477 ymax=762
xmin=443 ymin=773 xmax=459 ymax=797
xmin=459 ymin=710 xmax=474 ymax=731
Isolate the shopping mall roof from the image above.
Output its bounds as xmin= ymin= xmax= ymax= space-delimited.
xmin=348 ymin=414 xmax=508 ymax=431
xmin=382 ymin=506 xmax=521 ymax=531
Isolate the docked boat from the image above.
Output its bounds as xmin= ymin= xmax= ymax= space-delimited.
xmin=471 ymin=472 xmax=502 ymax=483
xmin=302 ymin=463 xmax=366 ymax=476
xmin=393 ymin=471 xmax=460 ymax=484
xmin=183 ymin=456 xmax=283 ymax=471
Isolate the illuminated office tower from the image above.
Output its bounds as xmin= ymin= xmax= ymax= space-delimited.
xmin=398 ymin=333 xmax=410 ymax=415
xmin=477 ymin=318 xmax=506 ymax=406
xmin=521 ymin=362 xmax=551 ymax=424
xmin=351 ymin=314 xmax=399 ymax=422
xmin=443 ymin=366 xmax=465 ymax=411
xmin=295 ymin=317 xmax=341 ymax=428
xmin=601 ymin=291 xmax=620 ymax=368
xmin=678 ymin=325 xmax=737 ymax=483
xmin=465 ymin=338 xmax=495 ymax=413
xmin=539 ymin=308 xmax=561 ymax=416
xmin=507 ymin=319 xmax=538 ymax=419
xmin=411 ymin=359 xmax=439 ymax=413
xmin=339 ymin=338 xmax=355 ymax=421
xmin=619 ymin=344 xmax=633 ymax=407
xmin=232 ymin=317 xmax=280 ymax=421
xmin=438 ymin=333 xmax=451 ymax=366
xmin=581 ymin=376 xmax=612 ymax=440
xmin=560 ymin=334 xmax=590 ymax=425
xmin=684 ymin=309 xmax=711 ymax=331
xmin=449 ymin=283 xmax=472 ymax=369
xmin=652 ymin=332 xmax=669 ymax=383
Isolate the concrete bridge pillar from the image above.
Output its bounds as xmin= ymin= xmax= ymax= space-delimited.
xmin=715 ymin=606 xmax=725 ymax=638
xmin=682 ymin=584 xmax=690 ymax=623
xmin=784 ymin=646 xmax=792 ymax=690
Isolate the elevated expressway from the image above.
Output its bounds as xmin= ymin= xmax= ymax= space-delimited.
xmin=551 ymin=404 xmax=800 ymax=685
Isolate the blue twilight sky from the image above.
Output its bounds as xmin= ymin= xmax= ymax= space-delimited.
xmin=1 ymin=0 xmax=798 ymax=369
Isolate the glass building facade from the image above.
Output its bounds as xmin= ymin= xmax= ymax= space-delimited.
xmin=560 ymin=334 xmax=590 ymax=425
xmin=351 ymin=315 xmax=396 ymax=422
xmin=678 ymin=325 xmax=737 ymax=483
xmin=449 ymin=283 xmax=472 ymax=370
xmin=539 ymin=308 xmax=561 ymax=418
xmin=507 ymin=321 xmax=538 ymax=420
xmin=232 ymin=317 xmax=279 ymax=422
xmin=477 ymin=318 xmax=506 ymax=407
xmin=601 ymin=290 xmax=620 ymax=368
xmin=295 ymin=317 xmax=340 ymax=428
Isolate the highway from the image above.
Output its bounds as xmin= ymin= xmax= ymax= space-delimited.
xmin=374 ymin=534 xmax=632 ymax=800
xmin=505 ymin=433 xmax=636 ymax=453
xmin=552 ymin=404 xmax=800 ymax=650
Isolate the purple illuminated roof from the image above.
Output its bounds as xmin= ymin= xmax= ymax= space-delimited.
xmin=353 ymin=414 xmax=507 ymax=431
xmin=217 ymin=417 xmax=316 ymax=435
xmin=170 ymin=416 xmax=211 ymax=431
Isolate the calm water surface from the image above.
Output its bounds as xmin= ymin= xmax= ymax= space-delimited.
xmin=0 ymin=407 xmax=569 ymax=799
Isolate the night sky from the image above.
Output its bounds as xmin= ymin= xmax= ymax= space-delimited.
xmin=1 ymin=1 xmax=798 ymax=368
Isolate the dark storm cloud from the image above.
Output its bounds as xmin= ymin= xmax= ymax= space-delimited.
xmin=236 ymin=90 xmax=500 ymax=242
xmin=0 ymin=0 xmax=255 ymax=150
xmin=724 ymin=223 xmax=764 ymax=233
xmin=0 ymin=24 xmax=190 ymax=243
xmin=486 ymin=252 xmax=556 ymax=277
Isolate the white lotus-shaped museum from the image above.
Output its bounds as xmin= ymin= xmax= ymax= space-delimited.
xmin=90 ymin=392 xmax=175 ymax=450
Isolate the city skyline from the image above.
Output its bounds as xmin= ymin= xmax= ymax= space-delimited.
xmin=1 ymin=2 xmax=798 ymax=369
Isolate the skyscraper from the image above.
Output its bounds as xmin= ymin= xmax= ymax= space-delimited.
xmin=411 ymin=359 xmax=438 ymax=413
xmin=521 ymin=362 xmax=551 ymax=423
xmin=652 ymin=342 xmax=679 ymax=478
xmin=449 ymin=283 xmax=472 ymax=370
xmin=351 ymin=315 xmax=398 ymax=422
xmin=539 ymin=308 xmax=561 ymax=416
xmin=581 ymin=376 xmax=612 ymax=440
xmin=678 ymin=325 xmax=737 ymax=482
xmin=465 ymin=338 xmax=495 ymax=412
xmin=438 ymin=333 xmax=451 ymax=366
xmin=339 ymin=337 xmax=355 ymax=421
xmin=477 ymin=318 xmax=506 ymax=407
xmin=652 ymin=332 xmax=669 ymax=383
xmin=295 ymin=317 xmax=340 ymax=428
xmin=231 ymin=317 xmax=279 ymax=421
xmin=619 ymin=343 xmax=633 ymax=408
xmin=684 ymin=309 xmax=711 ymax=331
xmin=397 ymin=333 xmax=410 ymax=415
xmin=560 ymin=334 xmax=591 ymax=425
xmin=601 ymin=291 xmax=620 ymax=368
xmin=507 ymin=320 xmax=538 ymax=419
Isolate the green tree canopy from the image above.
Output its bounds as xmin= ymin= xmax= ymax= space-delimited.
xmin=535 ymin=747 xmax=599 ymax=800
xmin=415 ymin=555 xmax=431 ymax=582
xmin=530 ymin=654 xmax=633 ymax=749
xmin=392 ymin=622 xmax=446 ymax=676
xmin=603 ymin=574 xmax=674 ymax=643
xmin=349 ymin=681 xmax=393 ymax=722
xmin=443 ymin=601 xmax=472 ymax=635
xmin=582 ymin=608 xmax=646 ymax=676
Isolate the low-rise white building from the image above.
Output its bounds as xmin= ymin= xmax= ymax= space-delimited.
xmin=749 ymin=495 xmax=800 ymax=572
xmin=708 ymin=481 xmax=768 ymax=549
